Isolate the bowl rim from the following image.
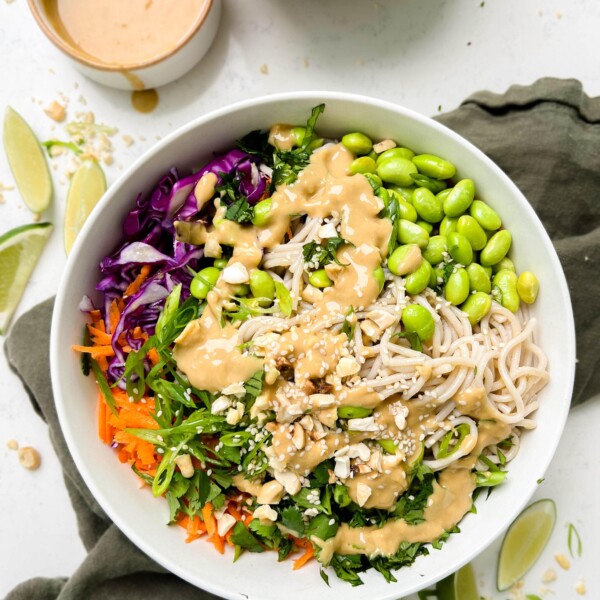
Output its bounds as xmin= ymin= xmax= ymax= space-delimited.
xmin=51 ymin=91 xmax=576 ymax=600
xmin=27 ymin=0 xmax=215 ymax=72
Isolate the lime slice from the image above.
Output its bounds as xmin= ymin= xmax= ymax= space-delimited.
xmin=0 ymin=222 xmax=53 ymax=334
xmin=436 ymin=563 xmax=479 ymax=600
xmin=2 ymin=107 xmax=53 ymax=214
xmin=497 ymin=498 xmax=556 ymax=591
xmin=64 ymin=159 xmax=106 ymax=254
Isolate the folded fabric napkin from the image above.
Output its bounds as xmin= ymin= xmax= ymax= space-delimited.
xmin=5 ymin=78 xmax=600 ymax=599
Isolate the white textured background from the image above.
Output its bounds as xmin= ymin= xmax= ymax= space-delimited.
xmin=0 ymin=0 xmax=599 ymax=597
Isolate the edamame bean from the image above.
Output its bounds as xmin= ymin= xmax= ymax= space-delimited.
xmin=447 ymin=232 xmax=474 ymax=266
xmin=445 ymin=268 xmax=470 ymax=305
xmin=412 ymin=154 xmax=457 ymax=179
xmin=388 ymin=244 xmax=422 ymax=276
xmin=423 ymin=235 xmax=447 ymax=265
xmin=401 ymin=304 xmax=435 ymax=341
xmin=338 ymin=406 xmax=373 ymax=419
xmin=390 ymin=192 xmax=418 ymax=222
xmin=469 ymin=200 xmax=502 ymax=231
xmin=190 ymin=266 xmax=220 ymax=299
xmin=516 ymin=271 xmax=539 ymax=304
xmin=457 ymin=215 xmax=487 ymax=251
xmin=437 ymin=188 xmax=452 ymax=203
xmin=417 ymin=220 xmax=433 ymax=234
xmin=493 ymin=269 xmax=520 ymax=312
xmin=389 ymin=186 xmax=415 ymax=203
xmin=377 ymin=157 xmax=418 ymax=187
xmin=405 ymin=259 xmax=433 ymax=295
xmin=492 ymin=257 xmax=516 ymax=273
xmin=443 ymin=179 xmax=475 ymax=217
xmin=252 ymin=198 xmax=272 ymax=226
xmin=413 ymin=187 xmax=444 ymax=223
xmin=213 ymin=258 xmax=228 ymax=269
xmin=461 ymin=292 xmax=492 ymax=326
xmin=466 ymin=263 xmax=491 ymax=293
xmin=307 ymin=137 xmax=324 ymax=151
xmin=373 ymin=266 xmax=386 ymax=292
xmin=341 ymin=132 xmax=373 ymax=155
xmin=429 ymin=265 xmax=438 ymax=287
xmin=482 ymin=265 xmax=493 ymax=278
xmin=232 ymin=284 xmax=250 ymax=297
xmin=377 ymin=147 xmax=415 ymax=163
xmin=480 ymin=230 xmax=512 ymax=266
xmin=250 ymin=269 xmax=275 ymax=302
xmin=398 ymin=219 xmax=430 ymax=248
xmin=440 ymin=215 xmax=458 ymax=237
xmin=349 ymin=156 xmax=377 ymax=175
xmin=309 ymin=269 xmax=333 ymax=288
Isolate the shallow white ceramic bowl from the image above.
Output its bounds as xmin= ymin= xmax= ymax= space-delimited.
xmin=51 ymin=93 xmax=575 ymax=600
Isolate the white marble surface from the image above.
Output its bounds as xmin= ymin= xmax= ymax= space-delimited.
xmin=0 ymin=0 xmax=598 ymax=597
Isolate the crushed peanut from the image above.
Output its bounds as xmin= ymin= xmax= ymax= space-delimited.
xmin=554 ymin=553 xmax=571 ymax=570
xmin=44 ymin=100 xmax=66 ymax=122
xmin=6 ymin=439 xmax=19 ymax=450
xmin=18 ymin=446 xmax=42 ymax=470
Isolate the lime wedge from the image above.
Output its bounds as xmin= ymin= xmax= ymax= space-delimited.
xmin=0 ymin=222 xmax=53 ymax=334
xmin=497 ymin=498 xmax=556 ymax=591
xmin=436 ymin=563 xmax=479 ymax=600
xmin=64 ymin=159 xmax=106 ymax=254
xmin=3 ymin=107 xmax=53 ymax=215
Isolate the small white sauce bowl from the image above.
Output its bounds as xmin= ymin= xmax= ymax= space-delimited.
xmin=28 ymin=0 xmax=221 ymax=90
xmin=51 ymin=93 xmax=575 ymax=599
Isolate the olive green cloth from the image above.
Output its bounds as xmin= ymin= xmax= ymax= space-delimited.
xmin=4 ymin=78 xmax=599 ymax=600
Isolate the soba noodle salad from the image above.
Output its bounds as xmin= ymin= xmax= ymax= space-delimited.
xmin=75 ymin=105 xmax=549 ymax=585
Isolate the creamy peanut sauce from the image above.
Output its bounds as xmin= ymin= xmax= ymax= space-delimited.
xmin=42 ymin=0 xmax=206 ymax=67
xmin=173 ymin=130 xmax=512 ymax=560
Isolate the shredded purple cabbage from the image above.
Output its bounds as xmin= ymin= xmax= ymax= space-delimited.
xmin=86 ymin=147 xmax=268 ymax=384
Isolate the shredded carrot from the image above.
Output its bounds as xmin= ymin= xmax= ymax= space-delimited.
xmin=108 ymin=300 xmax=121 ymax=333
xmin=87 ymin=325 xmax=112 ymax=345
xmin=208 ymin=533 xmax=225 ymax=554
xmin=124 ymin=265 xmax=152 ymax=297
xmin=202 ymin=503 xmax=217 ymax=537
xmin=72 ymin=344 xmax=115 ymax=358
xmin=293 ymin=544 xmax=315 ymax=570
xmin=148 ymin=347 xmax=160 ymax=366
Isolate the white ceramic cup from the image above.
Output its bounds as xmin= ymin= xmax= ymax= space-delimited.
xmin=51 ymin=93 xmax=575 ymax=600
xmin=27 ymin=0 xmax=221 ymax=90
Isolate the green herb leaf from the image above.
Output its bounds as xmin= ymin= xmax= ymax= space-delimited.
xmin=393 ymin=330 xmax=423 ymax=353
xmin=280 ymin=506 xmax=305 ymax=536
xmin=306 ymin=514 xmax=339 ymax=540
xmin=224 ymin=195 xmax=254 ymax=224
xmin=329 ymin=554 xmax=364 ymax=586
xmin=303 ymin=236 xmax=349 ymax=268
xmin=392 ymin=471 xmax=435 ymax=525
xmin=229 ymin=521 xmax=265 ymax=553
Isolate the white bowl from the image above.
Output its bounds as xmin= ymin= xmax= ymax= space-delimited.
xmin=51 ymin=93 xmax=575 ymax=600
xmin=28 ymin=0 xmax=221 ymax=90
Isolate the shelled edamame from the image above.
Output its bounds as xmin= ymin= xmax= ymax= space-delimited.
xmin=341 ymin=132 xmax=541 ymax=332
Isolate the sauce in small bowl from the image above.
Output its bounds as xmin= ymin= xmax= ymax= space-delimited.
xmin=29 ymin=0 xmax=221 ymax=90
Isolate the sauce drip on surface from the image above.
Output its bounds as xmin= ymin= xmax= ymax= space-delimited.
xmin=131 ymin=89 xmax=159 ymax=113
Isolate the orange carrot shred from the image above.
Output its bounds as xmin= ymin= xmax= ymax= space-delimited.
xmin=293 ymin=544 xmax=315 ymax=570
xmin=124 ymin=265 xmax=152 ymax=297
xmin=202 ymin=503 xmax=216 ymax=537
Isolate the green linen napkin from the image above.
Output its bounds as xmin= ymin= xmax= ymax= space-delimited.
xmin=5 ymin=78 xmax=599 ymax=599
